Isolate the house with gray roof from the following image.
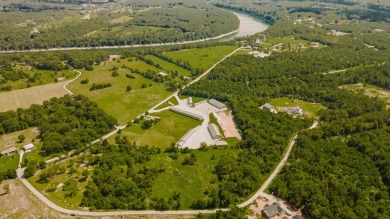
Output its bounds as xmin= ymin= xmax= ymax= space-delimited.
xmin=262 ymin=202 xmax=285 ymax=218
xmin=285 ymin=106 xmax=303 ymax=116
xmin=262 ymin=103 xmax=277 ymax=113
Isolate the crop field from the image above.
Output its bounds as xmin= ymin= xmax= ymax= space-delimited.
xmin=0 ymin=127 xmax=39 ymax=151
xmin=148 ymin=148 xmax=242 ymax=209
xmin=144 ymin=55 xmax=191 ymax=77
xmin=0 ymin=80 xmax=70 ymax=112
xmin=164 ymin=45 xmax=238 ymax=70
xmin=269 ymin=97 xmax=325 ymax=118
xmin=109 ymin=111 xmax=201 ymax=149
xmin=0 ymin=153 xmax=20 ymax=170
xmin=67 ymin=59 xmax=173 ymax=124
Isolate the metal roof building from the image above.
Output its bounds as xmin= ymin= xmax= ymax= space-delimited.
xmin=209 ymin=99 xmax=227 ymax=109
xmin=23 ymin=143 xmax=35 ymax=152
xmin=208 ymin=123 xmax=221 ymax=139
xmin=169 ymin=106 xmax=203 ymax=120
xmin=176 ymin=128 xmax=197 ymax=148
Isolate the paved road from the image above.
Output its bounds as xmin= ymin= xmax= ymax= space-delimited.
xmin=237 ymin=120 xmax=319 ymax=207
xmin=0 ymin=29 xmax=239 ymax=54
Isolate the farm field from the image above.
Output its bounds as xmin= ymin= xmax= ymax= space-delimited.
xmin=67 ymin=59 xmax=172 ymax=124
xmin=0 ymin=80 xmax=70 ymax=112
xmin=144 ymin=55 xmax=191 ymax=77
xmin=269 ymin=97 xmax=325 ymax=118
xmin=0 ymin=127 xmax=39 ymax=151
xmin=109 ymin=111 xmax=201 ymax=149
xmin=164 ymin=45 xmax=238 ymax=70
xmin=0 ymin=153 xmax=19 ymax=170
xmin=149 ymin=148 xmax=242 ymax=209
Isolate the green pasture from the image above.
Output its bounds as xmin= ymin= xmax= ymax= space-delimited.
xmin=0 ymin=154 xmax=20 ymax=170
xmin=164 ymin=46 xmax=238 ymax=70
xmin=269 ymin=97 xmax=325 ymax=118
xmin=109 ymin=111 xmax=201 ymax=149
xmin=144 ymin=55 xmax=191 ymax=77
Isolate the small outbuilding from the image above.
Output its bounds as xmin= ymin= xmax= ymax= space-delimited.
xmin=1 ymin=147 xmax=17 ymax=156
xmin=262 ymin=103 xmax=277 ymax=113
xmin=176 ymin=128 xmax=197 ymax=148
xmin=208 ymin=123 xmax=221 ymax=139
xmin=209 ymin=99 xmax=226 ymax=110
xmin=23 ymin=143 xmax=35 ymax=153
xmin=187 ymin=97 xmax=193 ymax=106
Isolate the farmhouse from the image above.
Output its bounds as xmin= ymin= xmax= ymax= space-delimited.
xmin=209 ymin=99 xmax=226 ymax=110
xmin=23 ymin=143 xmax=35 ymax=153
xmin=169 ymin=106 xmax=203 ymax=120
xmin=262 ymin=103 xmax=277 ymax=113
xmin=1 ymin=147 xmax=17 ymax=156
xmin=176 ymin=128 xmax=197 ymax=148
xmin=208 ymin=123 xmax=221 ymax=139
xmin=285 ymin=106 xmax=303 ymax=116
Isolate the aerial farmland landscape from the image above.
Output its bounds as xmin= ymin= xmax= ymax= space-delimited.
xmin=0 ymin=0 xmax=389 ymax=219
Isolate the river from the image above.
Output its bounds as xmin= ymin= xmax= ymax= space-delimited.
xmin=219 ymin=10 xmax=270 ymax=41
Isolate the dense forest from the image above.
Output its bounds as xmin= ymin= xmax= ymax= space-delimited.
xmin=0 ymin=0 xmax=238 ymax=50
xmin=0 ymin=95 xmax=117 ymax=155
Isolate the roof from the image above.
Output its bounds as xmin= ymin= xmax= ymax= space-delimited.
xmin=169 ymin=106 xmax=203 ymax=120
xmin=23 ymin=143 xmax=35 ymax=150
xmin=1 ymin=147 xmax=17 ymax=155
xmin=214 ymin=141 xmax=228 ymax=146
xmin=176 ymin=128 xmax=197 ymax=147
xmin=263 ymin=103 xmax=274 ymax=110
xmin=292 ymin=215 xmax=304 ymax=219
xmin=209 ymin=99 xmax=226 ymax=109
xmin=263 ymin=205 xmax=279 ymax=218
xmin=208 ymin=123 xmax=221 ymax=139
xmin=286 ymin=106 xmax=302 ymax=115
xmin=158 ymin=72 xmax=168 ymax=77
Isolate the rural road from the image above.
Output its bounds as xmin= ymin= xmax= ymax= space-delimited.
xmin=17 ymin=120 xmax=319 ymax=216
xmin=238 ymin=120 xmax=319 ymax=207
xmin=63 ymin=68 xmax=82 ymax=95
xmin=0 ymin=29 xmax=239 ymax=54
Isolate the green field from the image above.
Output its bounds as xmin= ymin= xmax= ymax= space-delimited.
xmin=154 ymin=96 xmax=179 ymax=110
xmin=148 ymin=148 xmax=241 ymax=209
xmin=266 ymin=36 xmax=309 ymax=45
xmin=341 ymin=83 xmax=390 ymax=107
xmin=0 ymin=154 xmax=20 ymax=170
xmin=144 ymin=55 xmax=191 ymax=77
xmin=269 ymin=97 xmax=325 ymax=118
xmin=28 ymin=158 xmax=90 ymax=210
xmin=164 ymin=46 xmax=238 ymax=70
xmin=179 ymin=95 xmax=207 ymax=104
xmin=3 ymin=64 xmax=75 ymax=92
xmin=109 ymin=111 xmax=201 ymax=149
xmin=233 ymin=49 xmax=252 ymax=56
xmin=0 ymin=127 xmax=39 ymax=151
xmin=67 ymin=59 xmax=172 ymax=124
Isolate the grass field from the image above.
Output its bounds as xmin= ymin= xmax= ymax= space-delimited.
xmin=179 ymin=95 xmax=207 ymax=104
xmin=341 ymin=83 xmax=390 ymax=107
xmin=0 ymin=80 xmax=70 ymax=112
xmin=269 ymin=97 xmax=325 ymax=118
xmin=148 ymin=148 xmax=241 ymax=209
xmin=0 ymin=153 xmax=20 ymax=170
xmin=233 ymin=49 xmax=252 ymax=56
xmin=28 ymin=158 xmax=90 ymax=210
xmin=0 ymin=127 xmax=39 ymax=151
xmin=109 ymin=111 xmax=201 ymax=149
xmin=144 ymin=55 xmax=191 ymax=77
xmin=67 ymin=59 xmax=173 ymax=124
xmin=164 ymin=46 xmax=238 ymax=70
xmin=109 ymin=15 xmax=133 ymax=24
xmin=154 ymin=96 xmax=179 ymax=110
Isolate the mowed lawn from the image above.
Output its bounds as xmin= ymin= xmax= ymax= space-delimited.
xmin=0 ymin=127 xmax=39 ymax=151
xmin=0 ymin=153 xmax=20 ymax=170
xmin=0 ymin=80 xmax=70 ymax=112
xmin=269 ymin=97 xmax=325 ymax=118
xmin=148 ymin=149 xmax=241 ymax=209
xmin=144 ymin=55 xmax=191 ymax=77
xmin=109 ymin=111 xmax=201 ymax=149
xmin=164 ymin=45 xmax=238 ymax=70
xmin=154 ymin=96 xmax=179 ymax=110
xmin=67 ymin=59 xmax=173 ymax=124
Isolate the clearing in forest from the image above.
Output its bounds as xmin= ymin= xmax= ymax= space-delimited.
xmin=340 ymin=83 xmax=390 ymax=108
xmin=269 ymin=97 xmax=325 ymax=118
xmin=0 ymin=127 xmax=39 ymax=151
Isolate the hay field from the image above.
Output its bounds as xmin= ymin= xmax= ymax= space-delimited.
xmin=0 ymin=81 xmax=69 ymax=112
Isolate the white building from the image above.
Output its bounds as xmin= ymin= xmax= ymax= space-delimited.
xmin=23 ymin=143 xmax=35 ymax=153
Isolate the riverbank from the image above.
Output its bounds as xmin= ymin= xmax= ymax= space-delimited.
xmin=0 ymin=29 xmax=240 ymax=54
